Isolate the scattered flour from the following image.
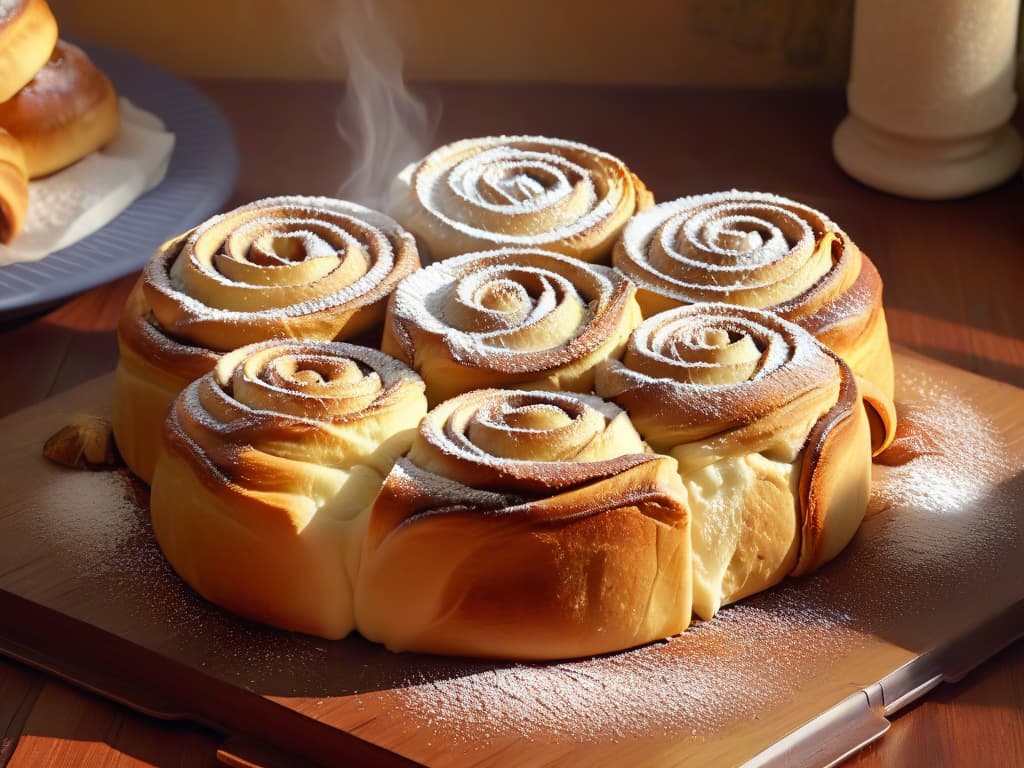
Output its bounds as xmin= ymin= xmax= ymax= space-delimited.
xmin=382 ymin=365 xmax=1020 ymax=747
xmin=11 ymin=361 xmax=1019 ymax=751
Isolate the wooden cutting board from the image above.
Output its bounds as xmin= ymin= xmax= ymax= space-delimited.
xmin=0 ymin=350 xmax=1021 ymax=768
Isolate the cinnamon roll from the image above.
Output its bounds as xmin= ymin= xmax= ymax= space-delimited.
xmin=382 ymin=248 xmax=642 ymax=405
xmin=354 ymin=388 xmax=691 ymax=660
xmin=613 ymin=190 xmax=896 ymax=447
xmin=389 ymin=135 xmax=654 ymax=263
xmin=0 ymin=0 xmax=57 ymax=104
xmin=113 ymin=196 xmax=420 ymax=484
xmin=0 ymin=40 xmax=120 ymax=178
xmin=596 ymin=304 xmax=874 ymax=620
xmin=150 ymin=340 xmax=427 ymax=639
xmin=0 ymin=128 xmax=27 ymax=243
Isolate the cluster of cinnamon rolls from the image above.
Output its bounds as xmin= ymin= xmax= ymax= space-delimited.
xmin=113 ymin=135 xmax=897 ymax=660
xmin=0 ymin=0 xmax=120 ymax=243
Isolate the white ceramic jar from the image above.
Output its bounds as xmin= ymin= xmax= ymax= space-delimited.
xmin=833 ymin=0 xmax=1022 ymax=199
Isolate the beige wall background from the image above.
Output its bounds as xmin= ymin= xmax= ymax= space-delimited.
xmin=50 ymin=0 xmax=854 ymax=87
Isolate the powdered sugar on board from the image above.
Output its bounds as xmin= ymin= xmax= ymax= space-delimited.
xmin=381 ymin=363 xmax=1021 ymax=747
xmin=26 ymin=468 xmax=143 ymax=576
xmin=2 ymin=356 xmax=1021 ymax=755
xmin=14 ymin=465 xmax=335 ymax=686
xmin=387 ymin=595 xmax=861 ymax=744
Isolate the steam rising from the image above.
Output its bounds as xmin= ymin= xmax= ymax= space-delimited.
xmin=333 ymin=0 xmax=439 ymax=210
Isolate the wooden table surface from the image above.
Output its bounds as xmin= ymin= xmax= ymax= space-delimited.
xmin=0 ymin=80 xmax=1022 ymax=767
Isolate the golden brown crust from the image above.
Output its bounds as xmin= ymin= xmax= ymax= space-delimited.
xmin=793 ymin=358 xmax=872 ymax=575
xmin=0 ymin=0 xmax=57 ymax=104
xmin=0 ymin=40 xmax=120 ymax=178
xmin=595 ymin=303 xmax=872 ymax=619
xmin=779 ymin=244 xmax=896 ymax=424
xmin=0 ymin=128 xmax=27 ymax=243
xmin=355 ymin=388 xmax=692 ymax=660
xmin=150 ymin=340 xmax=427 ymax=639
xmin=382 ymin=248 xmax=642 ymax=405
xmin=113 ymin=197 xmax=420 ymax=484
xmin=388 ymin=135 xmax=653 ymax=263
xmin=117 ymin=265 xmax=222 ymax=382
xmin=612 ymin=191 xmax=897 ymax=414
xmin=856 ymin=372 xmax=898 ymax=457
xmin=873 ymin=402 xmax=943 ymax=467
xmin=112 ymin=269 xmax=223 ymax=484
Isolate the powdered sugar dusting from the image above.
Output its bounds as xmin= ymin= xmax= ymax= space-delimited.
xmin=390 ymin=595 xmax=860 ymax=745
xmin=205 ymin=339 xmax=423 ymax=427
xmin=4 ymin=357 xmax=1020 ymax=759
xmin=389 ymin=248 xmax=633 ymax=381
xmin=382 ymin=364 xmax=1021 ymax=748
xmin=21 ymin=467 xmax=338 ymax=689
xmin=616 ymin=190 xmax=839 ymax=306
xmin=422 ymin=388 xmax=635 ymax=471
xmin=623 ymin=302 xmax=821 ymax=390
xmin=411 ymin=136 xmax=627 ymax=247
xmin=388 ymin=459 xmax=521 ymax=515
xmin=596 ymin=302 xmax=837 ymax=453
xmin=112 ymin=519 xmax=336 ymax=688
xmin=861 ymin=366 xmax=1016 ymax=582
xmin=145 ymin=195 xmax=416 ymax=327
xmin=27 ymin=469 xmax=142 ymax=574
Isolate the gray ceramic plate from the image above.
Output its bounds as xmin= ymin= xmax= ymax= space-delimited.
xmin=0 ymin=42 xmax=239 ymax=319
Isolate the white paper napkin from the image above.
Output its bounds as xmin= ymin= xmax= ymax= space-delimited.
xmin=0 ymin=99 xmax=176 ymax=266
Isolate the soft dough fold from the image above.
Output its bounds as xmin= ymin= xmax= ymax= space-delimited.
xmin=150 ymin=340 xmax=427 ymax=639
xmin=596 ymin=303 xmax=873 ymax=620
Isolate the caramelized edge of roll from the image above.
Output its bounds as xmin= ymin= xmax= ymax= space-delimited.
xmin=794 ymin=354 xmax=872 ymax=575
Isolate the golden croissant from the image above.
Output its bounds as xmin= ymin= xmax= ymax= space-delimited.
xmin=0 ymin=129 xmax=27 ymax=243
xmin=0 ymin=0 xmax=57 ymax=104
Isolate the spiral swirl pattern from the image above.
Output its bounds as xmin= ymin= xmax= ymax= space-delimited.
xmin=150 ymin=340 xmax=427 ymax=639
xmin=145 ymin=196 xmax=419 ymax=350
xmin=596 ymin=303 xmax=840 ymax=454
xmin=355 ymin=388 xmax=692 ymax=660
xmin=409 ymin=388 xmax=654 ymax=494
xmin=176 ymin=340 xmax=427 ymax=477
xmin=114 ymin=195 xmax=419 ymax=483
xmin=597 ymin=303 xmax=873 ymax=619
xmin=614 ymin=190 xmax=845 ymax=310
xmin=383 ymin=248 xmax=642 ymax=404
xmin=613 ymin=190 xmax=895 ymax=404
xmin=388 ymin=135 xmax=653 ymax=263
